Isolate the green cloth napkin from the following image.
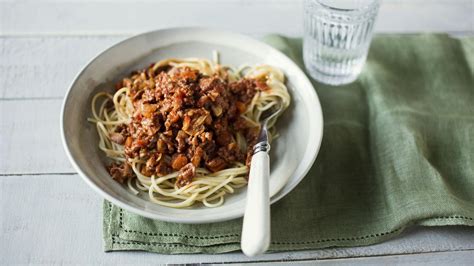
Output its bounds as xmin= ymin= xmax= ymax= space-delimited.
xmin=104 ymin=34 xmax=474 ymax=254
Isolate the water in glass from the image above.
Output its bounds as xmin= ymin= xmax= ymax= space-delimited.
xmin=303 ymin=0 xmax=380 ymax=85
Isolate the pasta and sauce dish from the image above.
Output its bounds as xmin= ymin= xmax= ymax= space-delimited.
xmin=89 ymin=54 xmax=290 ymax=208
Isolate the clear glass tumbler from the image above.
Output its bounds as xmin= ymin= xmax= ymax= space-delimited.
xmin=303 ymin=0 xmax=380 ymax=85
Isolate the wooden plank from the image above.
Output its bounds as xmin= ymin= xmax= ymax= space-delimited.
xmin=315 ymin=251 xmax=474 ymax=265
xmin=270 ymin=251 xmax=474 ymax=265
xmin=1 ymin=174 xmax=474 ymax=264
xmin=0 ymin=99 xmax=74 ymax=174
xmin=0 ymin=0 xmax=472 ymax=36
xmin=0 ymin=36 xmax=124 ymax=99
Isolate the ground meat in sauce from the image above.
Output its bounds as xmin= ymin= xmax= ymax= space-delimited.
xmin=108 ymin=162 xmax=132 ymax=183
xmin=108 ymin=64 xmax=265 ymax=187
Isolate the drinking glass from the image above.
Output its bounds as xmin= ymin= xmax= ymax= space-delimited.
xmin=303 ymin=0 xmax=380 ymax=85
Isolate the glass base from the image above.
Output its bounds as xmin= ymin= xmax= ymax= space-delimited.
xmin=304 ymin=62 xmax=360 ymax=86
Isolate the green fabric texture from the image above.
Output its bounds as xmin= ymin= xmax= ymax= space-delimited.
xmin=104 ymin=34 xmax=474 ymax=254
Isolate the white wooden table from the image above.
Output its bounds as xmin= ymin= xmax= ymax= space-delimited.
xmin=1 ymin=0 xmax=473 ymax=264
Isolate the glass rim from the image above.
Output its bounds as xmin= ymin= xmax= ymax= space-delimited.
xmin=316 ymin=0 xmax=380 ymax=13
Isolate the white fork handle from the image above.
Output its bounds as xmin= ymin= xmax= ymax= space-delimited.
xmin=241 ymin=151 xmax=270 ymax=257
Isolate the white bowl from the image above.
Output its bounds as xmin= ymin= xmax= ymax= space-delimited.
xmin=61 ymin=27 xmax=323 ymax=223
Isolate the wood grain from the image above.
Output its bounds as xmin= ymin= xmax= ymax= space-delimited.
xmin=0 ymin=36 xmax=124 ymax=99
xmin=314 ymin=251 xmax=474 ymax=265
xmin=1 ymin=174 xmax=474 ymax=264
xmin=0 ymin=99 xmax=74 ymax=174
xmin=0 ymin=0 xmax=472 ymax=36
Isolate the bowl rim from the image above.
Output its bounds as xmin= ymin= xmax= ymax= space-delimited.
xmin=60 ymin=27 xmax=324 ymax=223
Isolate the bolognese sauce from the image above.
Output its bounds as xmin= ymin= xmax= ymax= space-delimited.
xmin=108 ymin=65 xmax=267 ymax=187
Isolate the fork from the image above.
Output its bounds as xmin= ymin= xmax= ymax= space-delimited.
xmin=241 ymin=103 xmax=284 ymax=257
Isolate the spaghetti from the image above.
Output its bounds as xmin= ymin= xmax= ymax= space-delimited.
xmin=89 ymin=54 xmax=290 ymax=208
